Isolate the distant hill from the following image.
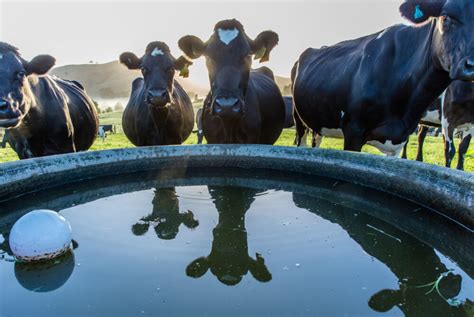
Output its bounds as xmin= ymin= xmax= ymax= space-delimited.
xmin=50 ymin=61 xmax=209 ymax=100
xmin=275 ymin=75 xmax=292 ymax=96
xmin=50 ymin=61 xmax=292 ymax=100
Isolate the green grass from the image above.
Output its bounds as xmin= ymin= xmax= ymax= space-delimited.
xmin=1 ymin=111 xmax=472 ymax=172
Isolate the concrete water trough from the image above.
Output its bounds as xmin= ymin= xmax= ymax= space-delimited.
xmin=0 ymin=145 xmax=472 ymax=315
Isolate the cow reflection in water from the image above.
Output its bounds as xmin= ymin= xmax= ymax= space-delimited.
xmin=293 ymin=193 xmax=470 ymax=317
xmin=186 ymin=186 xmax=272 ymax=286
xmin=132 ymin=187 xmax=198 ymax=240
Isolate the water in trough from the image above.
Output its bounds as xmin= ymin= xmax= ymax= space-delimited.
xmin=0 ymin=168 xmax=472 ymax=316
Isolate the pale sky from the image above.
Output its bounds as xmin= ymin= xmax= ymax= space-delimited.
xmin=0 ymin=0 xmax=403 ymax=87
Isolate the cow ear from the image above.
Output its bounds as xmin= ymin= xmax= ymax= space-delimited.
xmin=119 ymin=52 xmax=141 ymax=70
xmin=186 ymin=257 xmax=209 ymax=278
xmin=174 ymin=56 xmax=193 ymax=78
xmin=25 ymin=55 xmax=56 ymax=76
xmin=251 ymin=31 xmax=279 ymax=63
xmin=178 ymin=35 xmax=207 ymax=59
xmin=399 ymin=1 xmax=445 ymax=24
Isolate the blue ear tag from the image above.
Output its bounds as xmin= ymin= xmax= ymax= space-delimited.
xmin=414 ymin=5 xmax=424 ymax=20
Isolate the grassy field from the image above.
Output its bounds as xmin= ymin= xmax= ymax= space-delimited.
xmin=1 ymin=110 xmax=472 ymax=172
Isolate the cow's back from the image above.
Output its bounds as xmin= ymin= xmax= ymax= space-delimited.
xmin=19 ymin=76 xmax=98 ymax=156
xmin=54 ymin=77 xmax=99 ymax=151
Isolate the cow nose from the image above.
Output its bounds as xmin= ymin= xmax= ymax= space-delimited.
xmin=460 ymin=57 xmax=474 ymax=80
xmin=213 ymin=97 xmax=242 ymax=116
xmin=0 ymin=100 xmax=8 ymax=112
xmin=146 ymin=89 xmax=169 ymax=105
xmin=464 ymin=58 xmax=474 ymax=70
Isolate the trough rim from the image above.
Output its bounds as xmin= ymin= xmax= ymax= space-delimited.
xmin=0 ymin=145 xmax=472 ymax=230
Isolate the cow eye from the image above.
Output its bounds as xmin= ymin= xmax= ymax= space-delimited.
xmin=442 ymin=15 xmax=459 ymax=26
xmin=17 ymin=71 xmax=26 ymax=80
xmin=140 ymin=67 xmax=148 ymax=76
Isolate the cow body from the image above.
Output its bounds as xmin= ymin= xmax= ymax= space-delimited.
xmin=120 ymin=42 xmax=194 ymax=147
xmin=7 ymin=76 xmax=98 ymax=159
xmin=283 ymin=96 xmax=295 ymax=129
xmin=401 ymin=81 xmax=473 ymax=170
xmin=201 ymin=67 xmax=285 ymax=144
xmin=442 ymin=81 xmax=473 ymax=170
xmin=122 ymin=78 xmax=194 ymax=146
xmin=292 ymin=0 xmax=474 ymax=155
xmin=196 ymin=108 xmax=204 ymax=144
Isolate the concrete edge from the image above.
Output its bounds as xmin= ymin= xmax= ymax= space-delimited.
xmin=0 ymin=145 xmax=473 ymax=229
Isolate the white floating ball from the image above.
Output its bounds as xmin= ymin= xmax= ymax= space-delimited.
xmin=9 ymin=210 xmax=72 ymax=262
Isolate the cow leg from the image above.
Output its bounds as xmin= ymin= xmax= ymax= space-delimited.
xmin=197 ymin=130 xmax=204 ymax=144
xmin=401 ymin=137 xmax=408 ymax=159
xmin=456 ymin=130 xmax=472 ymax=171
xmin=443 ymin=128 xmax=456 ymax=168
xmin=415 ymin=125 xmax=429 ymax=162
xmin=342 ymin=121 xmax=365 ymax=152
xmin=294 ymin=110 xmax=307 ymax=147
xmin=312 ymin=132 xmax=323 ymax=148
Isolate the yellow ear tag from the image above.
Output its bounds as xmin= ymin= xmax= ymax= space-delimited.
xmin=179 ymin=63 xmax=190 ymax=78
xmin=254 ymin=47 xmax=266 ymax=61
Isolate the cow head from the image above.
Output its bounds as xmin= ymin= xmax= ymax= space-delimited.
xmin=178 ymin=19 xmax=279 ymax=119
xmin=120 ymin=42 xmax=192 ymax=107
xmin=400 ymin=0 xmax=474 ymax=81
xmin=0 ymin=42 xmax=55 ymax=128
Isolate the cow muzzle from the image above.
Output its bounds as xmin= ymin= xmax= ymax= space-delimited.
xmin=0 ymin=99 xmax=22 ymax=128
xmin=211 ymin=96 xmax=243 ymax=118
xmin=146 ymin=89 xmax=170 ymax=107
xmin=453 ymin=57 xmax=474 ymax=82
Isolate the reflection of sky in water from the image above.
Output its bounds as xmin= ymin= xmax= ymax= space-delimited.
xmin=0 ymin=185 xmax=471 ymax=316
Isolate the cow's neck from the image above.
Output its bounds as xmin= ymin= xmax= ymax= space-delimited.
xmin=222 ymin=118 xmax=245 ymax=143
xmin=7 ymin=79 xmax=40 ymax=158
xmin=401 ymin=21 xmax=451 ymax=132
xmin=149 ymin=104 xmax=169 ymax=143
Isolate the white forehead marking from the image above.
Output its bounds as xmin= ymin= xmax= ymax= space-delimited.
xmin=151 ymin=48 xmax=164 ymax=57
xmin=218 ymin=28 xmax=239 ymax=45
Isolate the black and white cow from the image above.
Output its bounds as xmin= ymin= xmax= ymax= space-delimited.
xmin=402 ymin=81 xmax=472 ymax=170
xmin=120 ymin=42 xmax=194 ymax=146
xmin=0 ymin=42 xmax=99 ymax=159
xmin=0 ymin=130 xmax=8 ymax=148
xmin=196 ymin=107 xmax=204 ymax=144
xmin=442 ymin=81 xmax=473 ymax=170
xmin=292 ymin=0 xmax=474 ymax=156
xmin=283 ymin=96 xmax=295 ymax=128
xmin=178 ymin=20 xmax=285 ymax=144
xmin=401 ymin=96 xmax=442 ymax=161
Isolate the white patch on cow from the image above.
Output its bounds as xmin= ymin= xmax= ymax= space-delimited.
xmin=422 ymin=109 xmax=441 ymax=125
xmin=320 ymin=128 xmax=344 ymax=139
xmin=376 ymin=29 xmax=388 ymax=40
xmin=151 ymin=48 xmax=164 ymax=57
xmin=340 ymin=111 xmax=345 ymax=119
xmin=0 ymin=233 xmax=4 ymax=244
xmin=0 ymin=53 xmax=3 ymax=60
xmin=218 ymin=28 xmax=239 ymax=45
xmin=441 ymin=109 xmax=451 ymax=143
xmin=298 ymin=130 xmax=308 ymax=147
xmin=367 ymin=140 xmax=406 ymax=156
